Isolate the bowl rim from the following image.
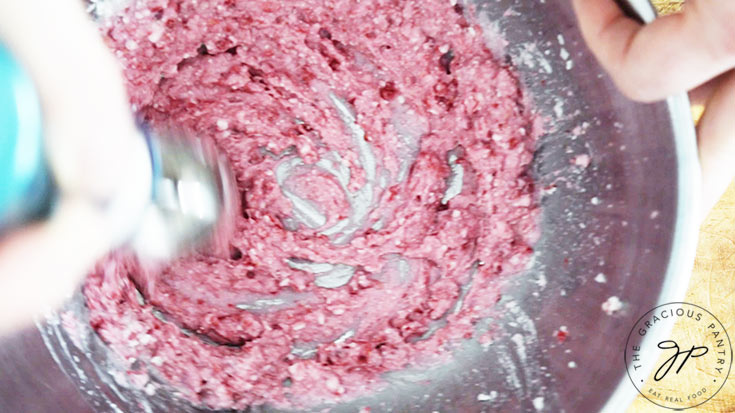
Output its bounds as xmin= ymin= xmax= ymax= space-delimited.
xmin=599 ymin=3 xmax=702 ymax=408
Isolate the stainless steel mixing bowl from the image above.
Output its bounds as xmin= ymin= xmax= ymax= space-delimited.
xmin=0 ymin=0 xmax=699 ymax=411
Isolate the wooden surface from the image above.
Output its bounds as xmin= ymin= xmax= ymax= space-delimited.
xmin=627 ymin=3 xmax=733 ymax=412
xmin=628 ymin=183 xmax=735 ymax=412
xmin=651 ymin=0 xmax=684 ymax=14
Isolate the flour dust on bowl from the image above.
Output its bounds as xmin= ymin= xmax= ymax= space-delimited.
xmin=0 ymin=0 xmax=699 ymax=412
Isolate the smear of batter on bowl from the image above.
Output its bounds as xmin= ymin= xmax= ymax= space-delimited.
xmin=84 ymin=0 xmax=540 ymax=409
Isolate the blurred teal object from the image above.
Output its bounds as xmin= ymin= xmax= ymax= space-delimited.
xmin=0 ymin=43 xmax=55 ymax=233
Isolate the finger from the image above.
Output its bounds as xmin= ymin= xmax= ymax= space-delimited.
xmin=689 ymin=72 xmax=729 ymax=125
xmin=0 ymin=198 xmax=111 ymax=335
xmin=0 ymin=0 xmax=148 ymax=204
xmin=0 ymin=1 xmax=152 ymax=246
xmin=696 ymin=70 xmax=735 ymax=216
xmin=572 ymin=0 xmax=735 ymax=102
xmin=689 ymin=70 xmax=731 ymax=107
xmin=689 ymin=72 xmax=731 ymax=127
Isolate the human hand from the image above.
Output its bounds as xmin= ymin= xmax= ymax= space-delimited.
xmin=572 ymin=0 xmax=735 ymax=218
xmin=0 ymin=1 xmax=151 ymax=334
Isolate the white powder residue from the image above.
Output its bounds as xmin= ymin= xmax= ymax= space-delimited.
xmin=476 ymin=13 xmax=507 ymax=57
xmin=594 ymin=273 xmax=607 ymax=283
xmin=88 ymin=0 xmax=130 ymax=19
xmin=477 ymin=391 xmax=498 ymax=402
xmin=602 ymin=296 xmax=623 ymax=315
xmin=511 ymin=333 xmax=527 ymax=363
xmin=572 ymin=154 xmax=590 ymax=168
xmin=536 ymin=272 xmax=547 ymax=289
xmin=516 ymin=42 xmax=552 ymax=74
xmin=560 ymin=47 xmax=569 ymax=61
xmin=553 ymin=100 xmax=564 ymax=119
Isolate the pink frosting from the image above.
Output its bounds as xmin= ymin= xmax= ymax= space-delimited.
xmin=84 ymin=0 xmax=539 ymax=409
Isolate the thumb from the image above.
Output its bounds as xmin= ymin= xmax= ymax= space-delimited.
xmin=0 ymin=198 xmax=111 ymax=335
